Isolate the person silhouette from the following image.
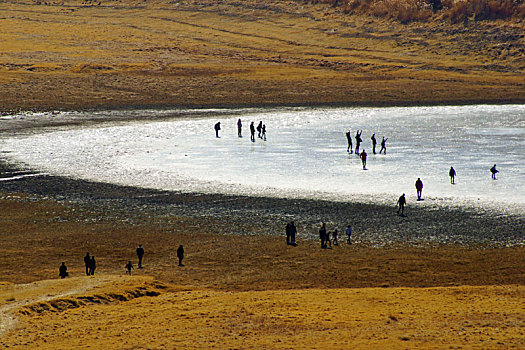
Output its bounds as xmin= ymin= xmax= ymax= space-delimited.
xmin=89 ymin=256 xmax=96 ymax=275
xmin=177 ymin=245 xmax=184 ymax=266
xmin=125 ymin=261 xmax=133 ymax=275
xmin=490 ymin=164 xmax=499 ymax=180
xmin=397 ymin=193 xmax=406 ymax=216
xmin=319 ymin=223 xmax=327 ymax=249
xmin=415 ymin=178 xmax=423 ymax=200
xmin=371 ymin=133 xmax=377 ymax=154
xmin=136 ymin=245 xmax=144 ymax=268
xmin=285 ymin=221 xmax=291 ymax=245
xmin=262 ymin=124 xmax=266 ymax=140
xmin=256 ymin=121 xmax=263 ymax=138
xmin=59 ymin=262 xmax=69 ymax=279
xmin=289 ymin=220 xmax=297 ymax=246
xmin=449 ymin=166 xmax=456 ymax=184
xmin=379 ymin=137 xmax=388 ymax=154
xmin=345 ymin=130 xmax=353 ymax=153
xmin=360 ymin=149 xmax=367 ymax=170
xmin=214 ymin=122 xmax=221 ymax=138
xmin=237 ymin=118 xmax=242 ymax=137
xmin=83 ymin=252 xmax=91 ymax=276
xmin=250 ymin=122 xmax=255 ymax=142
xmin=345 ymin=225 xmax=352 ymax=244
xmin=355 ymin=130 xmax=363 ymax=154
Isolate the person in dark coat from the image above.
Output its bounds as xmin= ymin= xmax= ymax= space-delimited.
xmin=237 ymin=118 xmax=242 ymax=137
xmin=84 ymin=252 xmax=91 ymax=276
xmin=415 ymin=178 xmax=423 ymax=201
xmin=360 ymin=149 xmax=367 ymax=170
xmin=125 ymin=261 xmax=134 ymax=275
xmin=490 ymin=164 xmax=499 ymax=180
xmin=177 ymin=245 xmax=184 ymax=266
xmin=136 ymin=245 xmax=144 ymax=268
xmin=289 ymin=220 xmax=297 ymax=246
xmin=59 ymin=262 xmax=69 ymax=279
xmin=214 ymin=122 xmax=221 ymax=138
xmin=354 ymin=130 xmax=363 ymax=154
xmin=371 ymin=133 xmax=377 ymax=154
xmin=285 ymin=222 xmax=291 ymax=245
xmin=379 ymin=137 xmax=388 ymax=154
xmin=449 ymin=166 xmax=456 ymax=184
xmin=345 ymin=130 xmax=353 ymax=153
xmin=319 ymin=223 xmax=327 ymax=249
xmin=250 ymin=122 xmax=255 ymax=142
xmin=89 ymin=256 xmax=96 ymax=275
xmin=397 ymin=193 xmax=406 ymax=216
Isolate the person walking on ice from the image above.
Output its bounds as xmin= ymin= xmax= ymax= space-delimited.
xmin=397 ymin=193 xmax=406 ymax=216
xmin=449 ymin=166 xmax=456 ymax=184
xmin=345 ymin=130 xmax=353 ymax=153
xmin=371 ymin=133 xmax=377 ymax=154
xmin=379 ymin=136 xmax=388 ymax=154
xmin=415 ymin=178 xmax=423 ymax=201
xmin=360 ymin=149 xmax=367 ymax=170
xmin=136 ymin=245 xmax=144 ymax=269
xmin=490 ymin=164 xmax=499 ymax=180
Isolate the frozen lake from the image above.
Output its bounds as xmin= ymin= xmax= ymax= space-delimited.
xmin=1 ymin=105 xmax=524 ymax=214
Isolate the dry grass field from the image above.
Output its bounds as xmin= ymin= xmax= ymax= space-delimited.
xmin=0 ymin=0 xmax=524 ymax=112
xmin=1 ymin=0 xmax=524 ymax=348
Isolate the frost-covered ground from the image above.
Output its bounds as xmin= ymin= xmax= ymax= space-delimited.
xmin=1 ymin=105 xmax=524 ymax=215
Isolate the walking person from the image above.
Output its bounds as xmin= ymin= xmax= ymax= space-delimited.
xmin=332 ymin=229 xmax=339 ymax=246
xmin=177 ymin=245 xmax=184 ymax=266
xmin=319 ymin=223 xmax=327 ymax=249
xmin=290 ymin=220 xmax=297 ymax=246
xmin=490 ymin=164 xmax=499 ymax=180
xmin=214 ymin=122 xmax=221 ymax=138
xmin=136 ymin=245 xmax=144 ymax=269
xmin=237 ymin=118 xmax=242 ymax=137
xmin=59 ymin=262 xmax=69 ymax=279
xmin=397 ymin=193 xmax=406 ymax=216
xmin=415 ymin=178 xmax=423 ymax=201
xmin=285 ymin=221 xmax=291 ymax=245
xmin=125 ymin=261 xmax=134 ymax=275
xmin=89 ymin=256 xmax=96 ymax=276
xmin=345 ymin=130 xmax=353 ymax=153
xmin=345 ymin=225 xmax=352 ymax=244
xmin=262 ymin=124 xmax=266 ymax=140
xmin=379 ymin=137 xmax=388 ymax=154
xmin=256 ymin=121 xmax=263 ymax=138
xmin=360 ymin=149 xmax=367 ymax=170
xmin=250 ymin=122 xmax=255 ymax=142
xmin=371 ymin=133 xmax=377 ymax=154
xmin=83 ymin=252 xmax=91 ymax=276
xmin=449 ymin=166 xmax=456 ymax=184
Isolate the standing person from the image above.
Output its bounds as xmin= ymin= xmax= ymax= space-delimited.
xmin=89 ymin=256 xmax=96 ymax=276
xmin=371 ymin=133 xmax=377 ymax=154
xmin=345 ymin=225 xmax=352 ymax=244
xmin=449 ymin=166 xmax=456 ymax=184
xmin=256 ymin=121 xmax=263 ymax=138
xmin=490 ymin=164 xmax=499 ymax=180
xmin=379 ymin=137 xmax=388 ymax=154
xmin=415 ymin=178 xmax=423 ymax=201
xmin=319 ymin=223 xmax=327 ymax=249
xmin=345 ymin=130 xmax=353 ymax=153
xmin=360 ymin=149 xmax=367 ymax=170
xmin=136 ymin=245 xmax=144 ymax=269
xmin=83 ymin=252 xmax=91 ymax=276
xmin=237 ymin=118 xmax=242 ymax=137
xmin=59 ymin=262 xmax=69 ymax=279
xmin=285 ymin=221 xmax=291 ymax=245
xmin=262 ymin=124 xmax=266 ymax=140
xmin=290 ymin=220 xmax=297 ymax=246
xmin=125 ymin=261 xmax=133 ymax=275
xmin=355 ymin=130 xmax=363 ymax=154
xmin=214 ymin=122 xmax=221 ymax=138
xmin=397 ymin=193 xmax=406 ymax=216
xmin=177 ymin=245 xmax=184 ymax=266
xmin=332 ymin=229 xmax=339 ymax=246
xmin=250 ymin=122 xmax=255 ymax=142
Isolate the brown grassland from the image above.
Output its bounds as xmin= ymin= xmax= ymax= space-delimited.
xmin=0 ymin=0 xmax=524 ymax=348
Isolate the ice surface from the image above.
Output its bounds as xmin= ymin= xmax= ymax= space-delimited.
xmin=1 ymin=105 xmax=524 ymax=214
